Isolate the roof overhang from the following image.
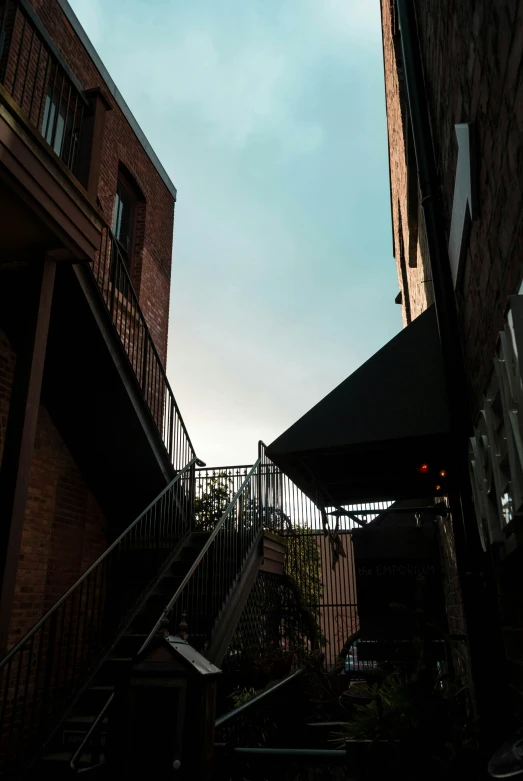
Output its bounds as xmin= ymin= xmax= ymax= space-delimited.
xmin=266 ymin=306 xmax=453 ymax=504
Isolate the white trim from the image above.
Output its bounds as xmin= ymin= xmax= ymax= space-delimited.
xmin=56 ymin=0 xmax=177 ymax=201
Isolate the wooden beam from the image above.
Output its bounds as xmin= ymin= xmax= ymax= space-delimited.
xmin=0 ymin=258 xmax=56 ymax=653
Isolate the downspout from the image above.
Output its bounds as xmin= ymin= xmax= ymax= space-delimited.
xmin=395 ymin=0 xmax=511 ymax=744
xmin=396 ymin=0 xmax=471 ymax=452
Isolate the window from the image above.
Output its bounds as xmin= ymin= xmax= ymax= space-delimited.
xmin=43 ymin=83 xmax=66 ymax=155
xmin=41 ymin=77 xmax=81 ymax=169
xmin=113 ymin=179 xmax=134 ymax=263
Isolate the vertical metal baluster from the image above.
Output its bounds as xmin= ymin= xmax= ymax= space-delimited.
xmin=49 ymin=69 xmax=65 ymax=151
xmin=17 ymin=633 xmax=35 ymax=754
xmin=0 ymin=0 xmax=12 ymax=74
xmin=58 ymin=81 xmax=72 ymax=161
xmin=80 ymin=573 xmax=93 ymax=667
xmin=20 ymin=23 xmax=34 ymax=109
xmin=40 ymin=610 xmax=58 ymax=736
xmin=28 ymin=36 xmax=42 ymax=123
xmin=42 ymin=60 xmax=58 ymax=140
xmin=70 ymin=583 xmax=84 ymax=687
xmin=0 ymin=656 xmax=14 ymax=745
xmin=66 ymin=91 xmax=78 ymax=169
xmin=109 ymin=241 xmax=117 ymax=318
xmin=5 ymin=651 xmax=23 ymax=761
xmin=11 ymin=12 xmax=26 ymax=98
xmin=36 ymin=48 xmax=50 ymax=131
xmin=71 ymin=101 xmax=84 ymax=172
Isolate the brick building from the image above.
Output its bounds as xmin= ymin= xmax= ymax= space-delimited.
xmin=381 ymin=0 xmax=523 ymax=739
xmin=0 ymin=0 xmax=194 ymax=658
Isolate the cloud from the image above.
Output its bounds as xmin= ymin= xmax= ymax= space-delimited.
xmin=69 ymin=0 xmax=324 ymax=157
xmin=308 ymin=0 xmax=382 ymax=43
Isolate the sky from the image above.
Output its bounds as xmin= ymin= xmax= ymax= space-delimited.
xmin=69 ymin=0 xmax=401 ymax=467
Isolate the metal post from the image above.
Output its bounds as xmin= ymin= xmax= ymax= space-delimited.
xmin=0 ymin=257 xmax=56 ymax=654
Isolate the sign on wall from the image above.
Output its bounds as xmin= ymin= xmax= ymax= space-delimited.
xmin=469 ymin=296 xmax=523 ymax=550
xmin=352 ymin=525 xmax=446 ymax=639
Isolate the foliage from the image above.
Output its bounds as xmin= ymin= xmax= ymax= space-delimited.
xmin=331 ymin=659 xmax=478 ymax=778
xmin=193 ymin=472 xmax=234 ymax=531
xmin=230 ymin=687 xmax=257 ymax=708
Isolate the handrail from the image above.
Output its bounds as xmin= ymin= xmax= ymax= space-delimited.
xmin=215 ymin=668 xmax=304 ymax=729
xmin=70 ymin=459 xmax=263 ymax=772
xmin=0 ymin=457 xmax=198 ymax=774
xmin=0 ymin=457 xmax=198 ymax=669
xmin=70 ymin=692 xmax=113 ymax=773
xmin=140 ymin=459 xmax=261 ymax=652
xmin=92 ymin=230 xmax=196 ymax=471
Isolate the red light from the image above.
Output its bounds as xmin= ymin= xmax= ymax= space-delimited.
xmin=418 ymin=464 xmax=429 ymax=474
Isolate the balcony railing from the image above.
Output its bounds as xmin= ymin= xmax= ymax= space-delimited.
xmin=93 ymin=230 xmax=196 ymax=471
xmin=0 ymin=0 xmax=87 ymax=173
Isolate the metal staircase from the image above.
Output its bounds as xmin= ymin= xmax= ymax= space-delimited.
xmin=0 ymin=458 xmax=198 ymax=778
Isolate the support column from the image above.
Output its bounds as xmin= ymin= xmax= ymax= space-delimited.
xmin=75 ymin=88 xmax=112 ymax=200
xmin=0 ymin=258 xmax=56 ymax=653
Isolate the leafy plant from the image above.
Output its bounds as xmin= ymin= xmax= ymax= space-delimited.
xmin=331 ymin=659 xmax=478 ymax=778
xmin=230 ymin=687 xmax=257 ymax=708
xmin=193 ymin=473 xmax=234 ymax=531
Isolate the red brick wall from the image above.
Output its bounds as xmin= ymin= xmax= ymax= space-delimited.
xmin=382 ymin=0 xmax=523 ymax=719
xmin=27 ymin=0 xmax=175 ymax=366
xmin=411 ymin=0 xmax=523 ymax=415
xmin=0 ymin=331 xmax=107 ymax=648
xmin=0 ymin=329 xmax=16 ymax=468
xmin=9 ymin=404 xmax=107 ymax=648
xmin=381 ymin=0 xmax=434 ymax=325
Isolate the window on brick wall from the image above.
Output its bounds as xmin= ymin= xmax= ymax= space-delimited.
xmin=111 ymin=166 xmax=146 ymax=294
xmin=113 ymin=178 xmax=134 ymax=266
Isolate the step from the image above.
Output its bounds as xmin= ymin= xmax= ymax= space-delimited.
xmin=40 ymin=750 xmax=106 ymax=775
xmin=112 ymin=634 xmax=148 ymax=658
xmin=93 ymin=656 xmax=133 ymax=685
xmin=70 ymin=685 xmax=115 ymax=718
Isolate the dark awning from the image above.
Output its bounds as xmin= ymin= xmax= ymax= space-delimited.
xmin=266 ymin=306 xmax=453 ymax=504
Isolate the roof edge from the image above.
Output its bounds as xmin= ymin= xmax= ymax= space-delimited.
xmin=57 ymin=0 xmax=177 ymax=201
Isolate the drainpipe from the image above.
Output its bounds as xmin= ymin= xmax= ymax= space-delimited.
xmin=395 ymin=0 xmax=510 ymax=745
xmin=396 ymin=0 xmax=471 ymax=449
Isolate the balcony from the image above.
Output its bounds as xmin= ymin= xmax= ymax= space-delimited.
xmin=0 ymin=0 xmax=85 ymax=174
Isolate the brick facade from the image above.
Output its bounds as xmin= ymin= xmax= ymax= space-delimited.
xmin=28 ymin=0 xmax=175 ymax=365
xmin=414 ymin=0 xmax=523 ymax=415
xmin=0 ymin=331 xmax=107 ymax=649
xmin=381 ymin=0 xmax=523 ymax=722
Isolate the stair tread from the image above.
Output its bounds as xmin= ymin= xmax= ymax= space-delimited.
xmin=64 ymin=715 xmax=109 ymax=724
xmin=42 ymin=751 xmax=106 ymax=761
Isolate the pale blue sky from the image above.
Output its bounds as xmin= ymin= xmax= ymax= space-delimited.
xmin=69 ymin=0 xmax=401 ymax=466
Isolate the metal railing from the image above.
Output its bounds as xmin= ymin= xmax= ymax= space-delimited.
xmin=142 ymin=459 xmax=263 ymax=653
xmin=0 ymin=0 xmax=88 ymax=172
xmin=215 ymin=747 xmax=349 ymax=781
xmin=92 ymin=230 xmax=196 ymax=471
xmin=193 ymin=465 xmax=252 ymax=531
xmin=214 ymin=669 xmax=350 ymax=780
xmin=257 ymin=443 xmax=393 ymax=669
xmin=0 ymin=457 xmax=198 ymax=776
xmin=70 ymin=459 xmax=265 ymax=771
xmin=215 ymin=668 xmax=305 ymax=748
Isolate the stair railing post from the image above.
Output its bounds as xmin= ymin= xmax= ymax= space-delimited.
xmin=189 ymin=461 xmax=196 ymax=533
xmin=257 ymin=442 xmax=263 ymax=532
